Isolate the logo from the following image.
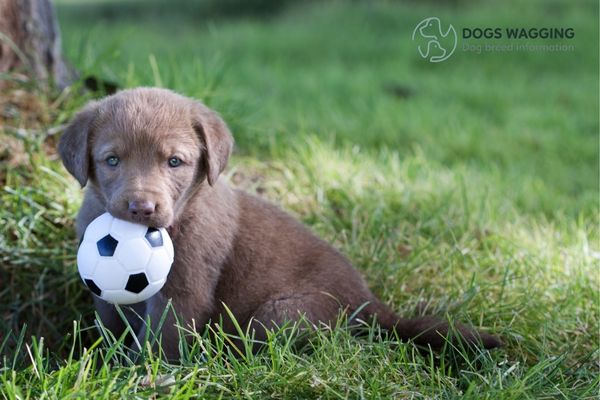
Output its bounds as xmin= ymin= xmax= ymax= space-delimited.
xmin=412 ymin=17 xmax=457 ymax=63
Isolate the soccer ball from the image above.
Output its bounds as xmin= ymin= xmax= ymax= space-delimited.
xmin=77 ymin=212 xmax=174 ymax=305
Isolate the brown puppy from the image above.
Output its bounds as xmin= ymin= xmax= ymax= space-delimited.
xmin=59 ymin=88 xmax=501 ymax=359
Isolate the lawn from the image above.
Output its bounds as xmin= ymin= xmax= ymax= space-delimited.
xmin=1 ymin=0 xmax=598 ymax=398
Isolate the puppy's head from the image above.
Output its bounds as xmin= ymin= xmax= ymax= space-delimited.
xmin=59 ymin=88 xmax=233 ymax=228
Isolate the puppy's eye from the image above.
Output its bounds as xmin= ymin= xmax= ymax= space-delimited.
xmin=168 ymin=157 xmax=182 ymax=168
xmin=106 ymin=156 xmax=119 ymax=167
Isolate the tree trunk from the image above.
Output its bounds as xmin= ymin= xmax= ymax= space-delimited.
xmin=0 ymin=0 xmax=75 ymax=89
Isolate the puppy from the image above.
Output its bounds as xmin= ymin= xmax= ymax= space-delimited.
xmin=59 ymin=88 xmax=501 ymax=359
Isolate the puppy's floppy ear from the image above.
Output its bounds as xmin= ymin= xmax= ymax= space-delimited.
xmin=190 ymin=101 xmax=233 ymax=186
xmin=58 ymin=101 xmax=99 ymax=187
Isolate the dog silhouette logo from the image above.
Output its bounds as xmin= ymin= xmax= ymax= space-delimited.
xmin=412 ymin=17 xmax=457 ymax=63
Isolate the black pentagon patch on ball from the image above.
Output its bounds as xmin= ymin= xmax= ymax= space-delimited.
xmin=84 ymin=279 xmax=102 ymax=297
xmin=145 ymin=227 xmax=163 ymax=247
xmin=125 ymin=273 xmax=149 ymax=294
xmin=97 ymin=234 xmax=118 ymax=256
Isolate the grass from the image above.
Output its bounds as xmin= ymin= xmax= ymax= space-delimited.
xmin=1 ymin=0 xmax=598 ymax=398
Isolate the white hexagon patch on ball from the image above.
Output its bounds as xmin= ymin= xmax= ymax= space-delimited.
xmin=77 ymin=212 xmax=174 ymax=305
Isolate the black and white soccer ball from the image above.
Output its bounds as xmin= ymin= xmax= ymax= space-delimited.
xmin=77 ymin=212 xmax=174 ymax=305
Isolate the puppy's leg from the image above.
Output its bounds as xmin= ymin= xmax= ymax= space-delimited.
xmin=233 ymin=292 xmax=343 ymax=353
xmin=136 ymin=294 xmax=177 ymax=360
xmin=94 ymin=298 xmax=125 ymax=336
xmin=93 ymin=298 xmax=146 ymax=347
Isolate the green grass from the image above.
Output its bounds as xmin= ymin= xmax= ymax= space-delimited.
xmin=1 ymin=0 xmax=598 ymax=398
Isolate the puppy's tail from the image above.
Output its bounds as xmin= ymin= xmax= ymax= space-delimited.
xmin=364 ymin=300 xmax=502 ymax=350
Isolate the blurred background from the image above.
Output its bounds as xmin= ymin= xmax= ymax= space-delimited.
xmin=52 ymin=0 xmax=599 ymax=214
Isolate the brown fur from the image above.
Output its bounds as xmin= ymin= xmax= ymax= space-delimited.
xmin=59 ymin=87 xmax=501 ymax=359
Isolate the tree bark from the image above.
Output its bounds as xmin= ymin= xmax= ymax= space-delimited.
xmin=0 ymin=0 xmax=74 ymax=89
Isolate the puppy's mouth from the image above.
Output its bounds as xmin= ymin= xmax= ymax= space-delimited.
xmin=106 ymin=205 xmax=172 ymax=229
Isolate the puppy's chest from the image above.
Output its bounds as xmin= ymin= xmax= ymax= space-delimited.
xmin=160 ymin=234 xmax=227 ymax=299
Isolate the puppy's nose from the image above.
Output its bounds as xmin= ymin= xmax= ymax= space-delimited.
xmin=128 ymin=200 xmax=156 ymax=217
